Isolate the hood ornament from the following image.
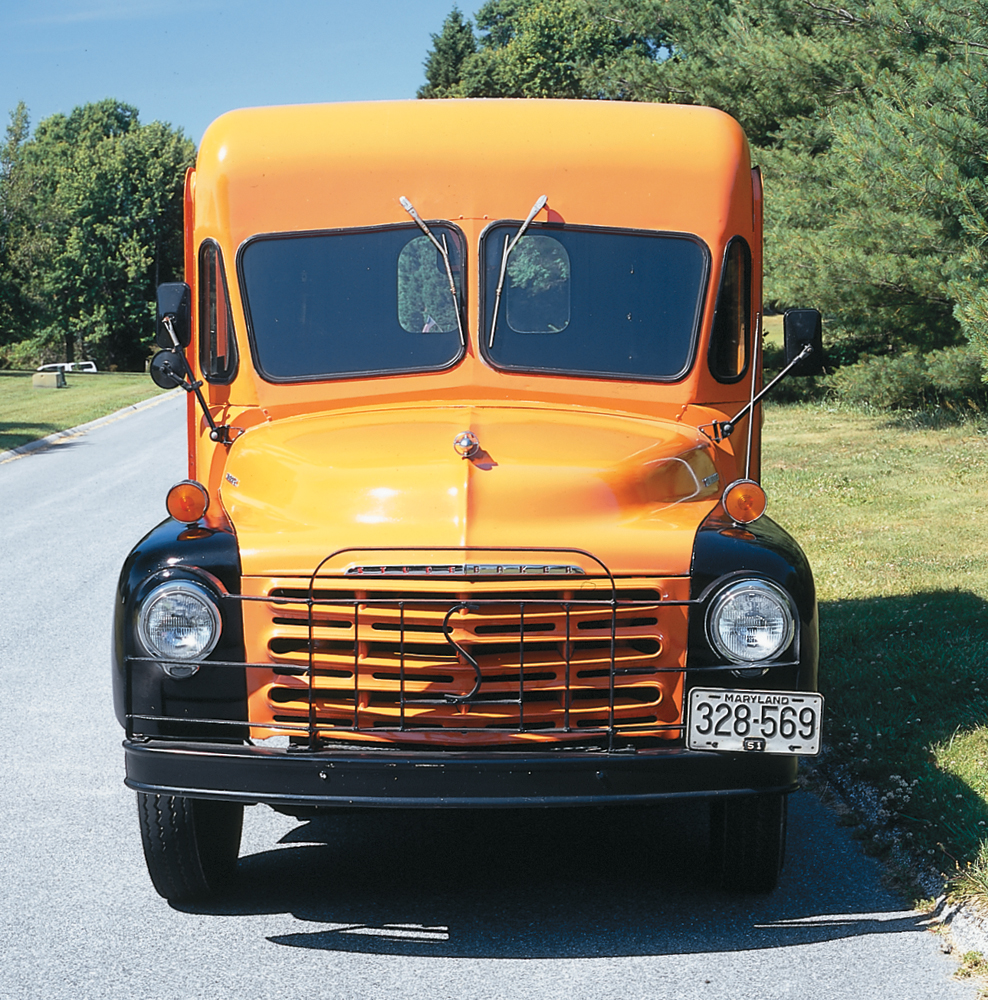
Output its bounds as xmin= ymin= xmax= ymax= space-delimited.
xmin=453 ymin=430 xmax=480 ymax=459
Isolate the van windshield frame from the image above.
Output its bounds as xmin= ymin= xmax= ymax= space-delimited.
xmin=237 ymin=222 xmax=467 ymax=384
xmin=479 ymin=222 xmax=710 ymax=383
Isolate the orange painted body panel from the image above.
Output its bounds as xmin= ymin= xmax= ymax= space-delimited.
xmin=179 ymin=99 xmax=765 ymax=743
xmin=222 ymin=403 xmax=718 ymax=577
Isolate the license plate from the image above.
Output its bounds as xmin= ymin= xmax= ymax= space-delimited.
xmin=687 ymin=688 xmax=824 ymax=756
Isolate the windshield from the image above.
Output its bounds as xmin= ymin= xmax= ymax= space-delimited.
xmin=481 ymin=224 xmax=708 ymax=381
xmin=239 ymin=223 xmax=465 ymax=381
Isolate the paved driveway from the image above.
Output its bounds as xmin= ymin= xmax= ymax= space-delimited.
xmin=0 ymin=395 xmax=973 ymax=999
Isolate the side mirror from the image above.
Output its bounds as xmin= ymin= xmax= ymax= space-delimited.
xmin=783 ymin=308 xmax=824 ymax=375
xmin=149 ymin=349 xmax=187 ymax=389
xmin=156 ymin=282 xmax=191 ymax=349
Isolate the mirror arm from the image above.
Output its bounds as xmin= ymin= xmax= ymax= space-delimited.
xmin=705 ymin=344 xmax=812 ymax=443
xmin=159 ymin=317 xmax=233 ymax=444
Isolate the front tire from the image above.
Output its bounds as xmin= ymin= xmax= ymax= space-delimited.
xmin=710 ymin=792 xmax=787 ymax=893
xmin=137 ymin=792 xmax=243 ymax=901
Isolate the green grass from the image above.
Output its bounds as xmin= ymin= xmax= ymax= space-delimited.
xmin=763 ymin=312 xmax=783 ymax=349
xmin=954 ymin=951 xmax=988 ymax=997
xmin=0 ymin=370 xmax=169 ymax=451
xmin=762 ymin=401 xmax=988 ymax=884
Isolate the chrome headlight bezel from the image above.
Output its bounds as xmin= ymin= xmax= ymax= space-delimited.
xmin=136 ymin=579 xmax=222 ymax=677
xmin=705 ymin=578 xmax=796 ymax=665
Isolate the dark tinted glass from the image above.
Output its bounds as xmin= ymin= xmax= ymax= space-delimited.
xmin=240 ymin=224 xmax=464 ymax=381
xmin=483 ymin=225 xmax=707 ymax=380
xmin=397 ymin=235 xmax=461 ymax=333
xmin=708 ymin=237 xmax=751 ymax=382
xmin=198 ymin=241 xmax=238 ymax=383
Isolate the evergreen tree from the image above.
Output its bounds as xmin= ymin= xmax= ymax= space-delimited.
xmin=418 ymin=1 xmax=988 ymax=366
xmin=420 ymin=0 xmax=656 ymax=100
xmin=419 ymin=8 xmax=478 ymax=98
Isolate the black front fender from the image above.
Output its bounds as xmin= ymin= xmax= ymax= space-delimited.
xmin=112 ymin=519 xmax=246 ymax=737
xmin=688 ymin=508 xmax=818 ymax=694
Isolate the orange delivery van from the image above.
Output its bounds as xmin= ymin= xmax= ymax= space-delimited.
xmin=112 ymin=99 xmax=825 ymax=901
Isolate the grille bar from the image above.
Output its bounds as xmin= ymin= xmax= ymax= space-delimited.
xmin=253 ymin=547 xmax=681 ymax=749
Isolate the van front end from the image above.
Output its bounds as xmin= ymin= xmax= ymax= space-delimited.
xmin=116 ymin=99 xmax=823 ymax=901
xmin=114 ymin=491 xmax=817 ymax=895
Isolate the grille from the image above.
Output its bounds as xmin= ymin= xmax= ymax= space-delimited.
xmin=241 ymin=564 xmax=690 ymax=746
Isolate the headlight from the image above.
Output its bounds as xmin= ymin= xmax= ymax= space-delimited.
xmin=706 ymin=579 xmax=795 ymax=664
xmin=137 ymin=580 xmax=222 ymax=678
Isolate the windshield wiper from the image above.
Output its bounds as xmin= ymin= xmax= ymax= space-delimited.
xmin=399 ymin=196 xmax=465 ymax=347
xmin=488 ymin=194 xmax=548 ymax=348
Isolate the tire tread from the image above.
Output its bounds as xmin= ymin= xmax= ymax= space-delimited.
xmin=710 ymin=792 xmax=787 ymax=893
xmin=137 ymin=792 xmax=242 ymax=902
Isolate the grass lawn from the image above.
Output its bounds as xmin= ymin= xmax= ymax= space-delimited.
xmin=762 ymin=401 xmax=988 ymax=892
xmin=0 ymin=370 xmax=169 ymax=452
xmin=763 ymin=312 xmax=783 ymax=348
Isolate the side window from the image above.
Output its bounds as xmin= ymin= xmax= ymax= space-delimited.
xmin=708 ymin=237 xmax=751 ymax=382
xmin=198 ymin=241 xmax=238 ymax=383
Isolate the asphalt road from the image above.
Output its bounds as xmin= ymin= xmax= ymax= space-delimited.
xmin=0 ymin=394 xmax=975 ymax=1000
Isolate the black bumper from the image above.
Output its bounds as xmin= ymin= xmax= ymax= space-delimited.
xmin=124 ymin=739 xmax=799 ymax=808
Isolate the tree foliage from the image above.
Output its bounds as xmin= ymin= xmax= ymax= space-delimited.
xmin=419 ymin=9 xmax=478 ymax=98
xmin=0 ymin=99 xmax=194 ymax=370
xmin=419 ymin=1 xmax=988 ymax=372
xmin=420 ymin=1 xmax=657 ymax=99
xmin=0 ymin=103 xmax=36 ymax=348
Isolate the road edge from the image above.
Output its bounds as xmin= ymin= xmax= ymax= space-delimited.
xmin=0 ymin=388 xmax=182 ymax=466
xmin=807 ymin=755 xmax=988 ymax=974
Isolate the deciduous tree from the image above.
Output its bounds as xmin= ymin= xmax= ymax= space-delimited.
xmin=0 ymin=102 xmax=37 ymax=348
xmin=0 ymin=99 xmax=194 ymax=370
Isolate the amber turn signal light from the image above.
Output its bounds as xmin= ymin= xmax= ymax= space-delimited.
xmin=166 ymin=480 xmax=210 ymax=523
xmin=723 ymin=479 xmax=767 ymax=524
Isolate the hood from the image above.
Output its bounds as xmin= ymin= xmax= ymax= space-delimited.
xmin=220 ymin=404 xmax=721 ymax=577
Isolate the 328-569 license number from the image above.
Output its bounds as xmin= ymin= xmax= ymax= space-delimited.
xmin=687 ymin=688 xmax=824 ymax=756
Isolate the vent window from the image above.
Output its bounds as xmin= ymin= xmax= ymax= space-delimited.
xmin=708 ymin=237 xmax=751 ymax=383
xmin=198 ymin=240 xmax=238 ymax=383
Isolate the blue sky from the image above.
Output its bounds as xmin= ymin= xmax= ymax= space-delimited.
xmin=1 ymin=1 xmax=462 ymax=144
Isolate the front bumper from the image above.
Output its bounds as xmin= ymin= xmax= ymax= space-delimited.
xmin=124 ymin=739 xmax=798 ymax=808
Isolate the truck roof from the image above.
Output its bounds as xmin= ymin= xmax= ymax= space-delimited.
xmin=194 ymin=99 xmax=752 ymax=250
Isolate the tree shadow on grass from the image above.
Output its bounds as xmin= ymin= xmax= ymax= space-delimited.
xmin=880 ymin=407 xmax=988 ymax=433
xmin=0 ymin=421 xmax=62 ymax=452
xmin=818 ymin=589 xmax=988 ymax=864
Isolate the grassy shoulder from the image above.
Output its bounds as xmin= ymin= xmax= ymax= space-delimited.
xmin=0 ymin=370 xmax=169 ymax=452
xmin=762 ymin=401 xmax=988 ymax=889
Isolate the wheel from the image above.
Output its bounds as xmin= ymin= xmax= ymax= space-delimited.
xmin=709 ymin=792 xmax=787 ymax=893
xmin=137 ymin=792 xmax=243 ymax=902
